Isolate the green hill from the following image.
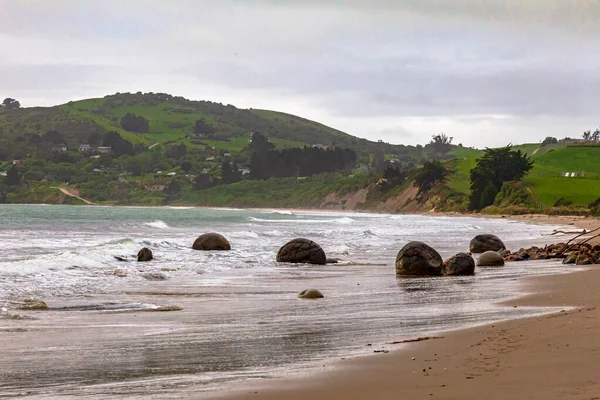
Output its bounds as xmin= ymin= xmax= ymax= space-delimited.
xmin=447 ymin=143 xmax=600 ymax=209
xmin=0 ymin=92 xmax=423 ymax=161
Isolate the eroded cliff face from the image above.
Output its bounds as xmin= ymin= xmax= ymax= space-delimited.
xmin=318 ymin=184 xmax=441 ymax=214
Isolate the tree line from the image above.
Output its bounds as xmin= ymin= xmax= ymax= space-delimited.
xmin=248 ymin=133 xmax=357 ymax=180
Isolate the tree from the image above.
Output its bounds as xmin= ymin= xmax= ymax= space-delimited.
xmin=220 ymin=160 xmax=241 ymax=184
xmin=468 ymin=145 xmax=533 ymax=210
xmin=592 ymin=128 xmax=600 ymax=143
xmin=414 ymin=160 xmax=449 ymax=195
xmin=180 ymin=161 xmax=193 ymax=173
xmin=426 ymin=133 xmax=453 ymax=157
xmin=103 ymin=131 xmax=134 ymax=156
xmin=193 ymin=118 xmax=216 ymax=136
xmin=583 ymin=130 xmax=592 ymax=141
xmin=250 ymin=132 xmax=274 ymax=154
xmin=541 ymin=137 xmax=557 ymax=146
xmin=2 ymin=98 xmax=21 ymax=110
xmin=5 ymin=165 xmax=21 ymax=186
xmin=120 ymin=113 xmax=149 ymax=133
xmin=42 ymin=130 xmax=65 ymax=144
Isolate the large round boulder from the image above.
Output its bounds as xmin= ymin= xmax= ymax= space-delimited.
xmin=276 ymin=238 xmax=326 ymax=265
xmin=137 ymin=247 xmax=153 ymax=262
xmin=469 ymin=234 xmax=506 ymax=253
xmin=298 ymin=289 xmax=324 ymax=299
xmin=192 ymin=233 xmax=231 ymax=251
xmin=395 ymin=241 xmax=443 ymax=276
xmin=442 ymin=253 xmax=475 ymax=276
xmin=476 ymin=251 xmax=505 ymax=267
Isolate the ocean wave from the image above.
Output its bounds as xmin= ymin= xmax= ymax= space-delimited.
xmin=144 ymin=220 xmax=170 ymax=229
xmin=248 ymin=217 xmax=355 ymax=224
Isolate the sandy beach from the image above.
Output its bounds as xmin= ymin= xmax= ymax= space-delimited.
xmin=216 ymin=215 xmax=600 ymax=400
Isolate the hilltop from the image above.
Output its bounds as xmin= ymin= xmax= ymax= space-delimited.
xmin=0 ymin=92 xmax=419 ymax=160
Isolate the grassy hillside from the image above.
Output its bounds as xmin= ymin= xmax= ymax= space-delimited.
xmin=446 ymin=144 xmax=600 ymax=209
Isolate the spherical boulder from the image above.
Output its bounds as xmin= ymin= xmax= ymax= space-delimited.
xmin=469 ymin=234 xmax=506 ymax=253
xmin=298 ymin=289 xmax=324 ymax=299
xmin=137 ymin=247 xmax=153 ymax=262
xmin=395 ymin=241 xmax=443 ymax=276
xmin=442 ymin=253 xmax=475 ymax=276
xmin=276 ymin=238 xmax=326 ymax=265
xmin=476 ymin=250 xmax=505 ymax=267
xmin=192 ymin=233 xmax=231 ymax=251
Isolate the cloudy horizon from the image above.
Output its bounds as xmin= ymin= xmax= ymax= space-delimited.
xmin=2 ymin=0 xmax=600 ymax=148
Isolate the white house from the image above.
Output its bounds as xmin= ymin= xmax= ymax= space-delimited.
xmin=97 ymin=146 xmax=112 ymax=154
xmin=79 ymin=144 xmax=91 ymax=151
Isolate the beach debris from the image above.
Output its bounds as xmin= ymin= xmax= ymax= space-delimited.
xmin=388 ymin=336 xmax=445 ymax=345
xmin=141 ymin=272 xmax=170 ymax=281
xmin=325 ymin=258 xmax=339 ymax=264
xmin=297 ymin=289 xmax=324 ymax=299
xmin=396 ymin=241 xmax=443 ymax=276
xmin=374 ymin=350 xmax=389 ymax=353
xmin=412 ymin=357 xmax=416 ymax=360
xmin=442 ymin=253 xmax=475 ymax=276
xmin=114 ymin=255 xmax=129 ymax=262
xmin=469 ymin=234 xmax=506 ymax=253
xmin=476 ymin=251 xmax=505 ymax=267
xmin=137 ymin=247 xmax=153 ymax=262
xmin=277 ymin=238 xmax=326 ymax=265
xmin=18 ymin=299 xmax=48 ymax=310
xmin=113 ymin=269 xmax=128 ymax=278
xmin=192 ymin=232 xmax=231 ymax=251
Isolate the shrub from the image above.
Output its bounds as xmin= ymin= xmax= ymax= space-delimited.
xmin=553 ymin=197 xmax=573 ymax=207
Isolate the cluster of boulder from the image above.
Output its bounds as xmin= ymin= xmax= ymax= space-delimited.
xmin=121 ymin=229 xmax=594 ymax=300
xmin=394 ymin=234 xmax=508 ymax=277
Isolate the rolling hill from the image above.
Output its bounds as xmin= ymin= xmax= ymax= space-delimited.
xmin=0 ymin=92 xmax=415 ymax=156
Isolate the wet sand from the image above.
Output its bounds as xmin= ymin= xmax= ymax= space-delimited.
xmin=215 ymin=215 xmax=600 ymax=400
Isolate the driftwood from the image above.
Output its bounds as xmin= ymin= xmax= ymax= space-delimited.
xmin=543 ymin=229 xmax=587 ymax=236
xmin=387 ymin=336 xmax=445 ymax=345
xmin=556 ymin=227 xmax=600 ymax=257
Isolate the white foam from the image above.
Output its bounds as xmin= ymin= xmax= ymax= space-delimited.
xmin=144 ymin=220 xmax=170 ymax=229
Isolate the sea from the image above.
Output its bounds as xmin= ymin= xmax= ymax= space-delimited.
xmin=0 ymin=204 xmax=572 ymax=398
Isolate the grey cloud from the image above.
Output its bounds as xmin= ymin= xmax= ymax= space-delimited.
xmin=2 ymin=0 xmax=600 ymax=146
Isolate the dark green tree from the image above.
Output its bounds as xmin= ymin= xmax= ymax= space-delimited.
xmin=414 ymin=160 xmax=449 ymax=195
xmin=120 ymin=113 xmax=149 ymax=133
xmin=5 ymin=165 xmax=21 ymax=186
xmin=1 ymin=98 xmax=21 ymax=109
xmin=468 ymin=145 xmax=533 ymax=210
xmin=193 ymin=118 xmax=216 ymax=136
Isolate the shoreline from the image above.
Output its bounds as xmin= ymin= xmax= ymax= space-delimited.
xmin=210 ymin=216 xmax=600 ymax=400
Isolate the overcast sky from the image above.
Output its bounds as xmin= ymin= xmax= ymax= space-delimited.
xmin=2 ymin=0 xmax=600 ymax=147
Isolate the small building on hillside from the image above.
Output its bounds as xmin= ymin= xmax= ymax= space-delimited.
xmin=12 ymin=160 xmax=21 ymax=165
xmin=312 ymin=144 xmax=327 ymax=149
xmin=97 ymin=146 xmax=112 ymax=154
xmin=79 ymin=144 xmax=91 ymax=152
xmin=205 ymin=156 xmax=215 ymax=161
xmin=562 ymin=171 xmax=584 ymax=177
xmin=53 ymin=144 xmax=67 ymax=152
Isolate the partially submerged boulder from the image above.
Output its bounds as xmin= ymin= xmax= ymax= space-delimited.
xmin=298 ymin=289 xmax=324 ymax=299
xmin=137 ymin=247 xmax=153 ymax=262
xmin=141 ymin=272 xmax=170 ymax=281
xmin=277 ymin=238 xmax=326 ymax=265
xmin=19 ymin=299 xmax=48 ymax=311
xmin=469 ymin=234 xmax=506 ymax=253
xmin=442 ymin=253 xmax=475 ymax=276
xmin=192 ymin=233 xmax=231 ymax=251
xmin=477 ymin=251 xmax=505 ymax=267
xmin=395 ymin=241 xmax=443 ymax=276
